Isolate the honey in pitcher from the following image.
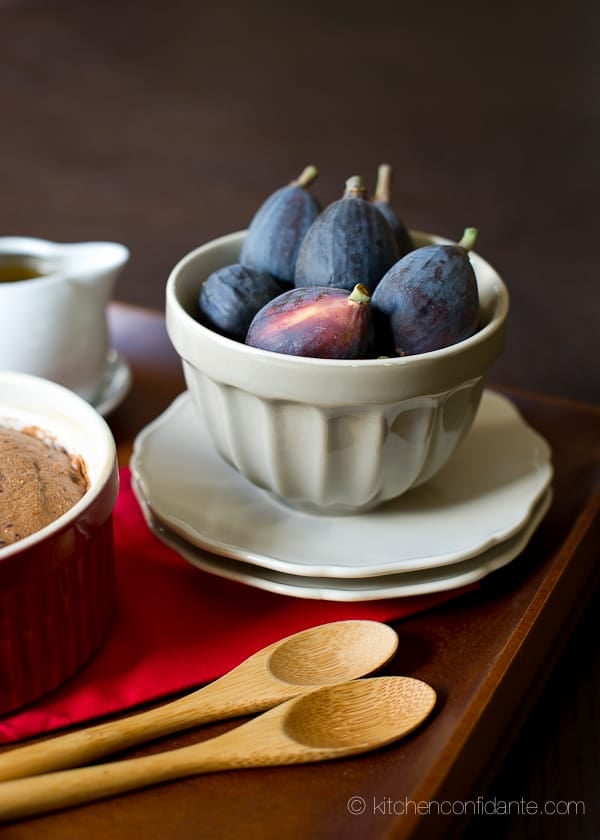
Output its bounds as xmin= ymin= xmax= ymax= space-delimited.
xmin=0 ymin=260 xmax=45 ymax=283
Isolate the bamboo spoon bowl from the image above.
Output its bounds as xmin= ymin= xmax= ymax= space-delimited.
xmin=0 ymin=619 xmax=398 ymax=782
xmin=0 ymin=676 xmax=436 ymax=822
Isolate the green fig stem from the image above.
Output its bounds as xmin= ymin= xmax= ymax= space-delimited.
xmin=292 ymin=165 xmax=319 ymax=189
xmin=349 ymin=283 xmax=371 ymax=305
xmin=374 ymin=163 xmax=392 ymax=203
xmin=458 ymin=227 xmax=478 ymax=252
xmin=344 ymin=175 xmax=368 ymax=199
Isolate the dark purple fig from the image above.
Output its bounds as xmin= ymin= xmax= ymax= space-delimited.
xmin=294 ymin=175 xmax=400 ymax=293
xmin=240 ymin=165 xmax=322 ymax=284
xmin=371 ymin=228 xmax=480 ymax=356
xmin=197 ymin=263 xmax=283 ymax=341
xmin=246 ymin=283 xmax=373 ymax=359
xmin=372 ymin=163 xmax=415 ymax=256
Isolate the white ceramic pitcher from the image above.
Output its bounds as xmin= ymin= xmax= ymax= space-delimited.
xmin=0 ymin=237 xmax=129 ymax=403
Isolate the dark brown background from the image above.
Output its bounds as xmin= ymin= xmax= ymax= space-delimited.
xmin=1 ymin=1 xmax=599 ymax=837
xmin=1 ymin=0 xmax=598 ymax=405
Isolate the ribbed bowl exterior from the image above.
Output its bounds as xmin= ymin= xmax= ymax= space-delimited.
xmin=184 ymin=366 xmax=485 ymax=514
xmin=0 ymin=462 xmax=118 ymax=715
xmin=0 ymin=371 xmax=119 ymax=715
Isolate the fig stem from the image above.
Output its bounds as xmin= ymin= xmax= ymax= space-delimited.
xmin=292 ymin=165 xmax=319 ymax=189
xmin=349 ymin=283 xmax=371 ymax=305
xmin=458 ymin=227 xmax=478 ymax=252
xmin=374 ymin=163 xmax=392 ymax=203
xmin=344 ymin=175 xmax=368 ymax=199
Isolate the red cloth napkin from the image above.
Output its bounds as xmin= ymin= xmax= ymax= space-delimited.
xmin=0 ymin=468 xmax=475 ymax=744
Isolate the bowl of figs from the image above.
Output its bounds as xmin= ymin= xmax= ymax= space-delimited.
xmin=166 ymin=164 xmax=509 ymax=515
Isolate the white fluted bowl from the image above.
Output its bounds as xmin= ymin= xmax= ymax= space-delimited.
xmin=166 ymin=231 xmax=509 ymax=515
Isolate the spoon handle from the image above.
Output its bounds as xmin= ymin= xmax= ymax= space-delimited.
xmin=0 ymin=709 xmax=299 ymax=822
xmin=0 ymin=731 xmax=234 ymax=821
xmin=0 ymin=655 xmax=285 ymax=782
xmin=0 ymin=694 xmax=202 ymax=782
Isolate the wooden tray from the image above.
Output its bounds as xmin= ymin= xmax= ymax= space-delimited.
xmin=2 ymin=304 xmax=598 ymax=839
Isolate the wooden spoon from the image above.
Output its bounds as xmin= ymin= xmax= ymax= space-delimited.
xmin=0 ymin=620 xmax=398 ymax=781
xmin=0 ymin=676 xmax=436 ymax=821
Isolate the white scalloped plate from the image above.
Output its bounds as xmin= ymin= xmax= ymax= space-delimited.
xmin=133 ymin=479 xmax=552 ymax=601
xmin=131 ymin=389 xmax=552 ymax=579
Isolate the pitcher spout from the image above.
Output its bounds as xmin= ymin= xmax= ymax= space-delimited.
xmin=59 ymin=241 xmax=130 ymax=283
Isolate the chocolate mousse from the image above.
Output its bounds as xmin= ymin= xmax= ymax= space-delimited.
xmin=0 ymin=425 xmax=89 ymax=547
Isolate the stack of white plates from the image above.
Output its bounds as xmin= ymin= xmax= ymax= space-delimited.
xmin=130 ymin=390 xmax=553 ymax=601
